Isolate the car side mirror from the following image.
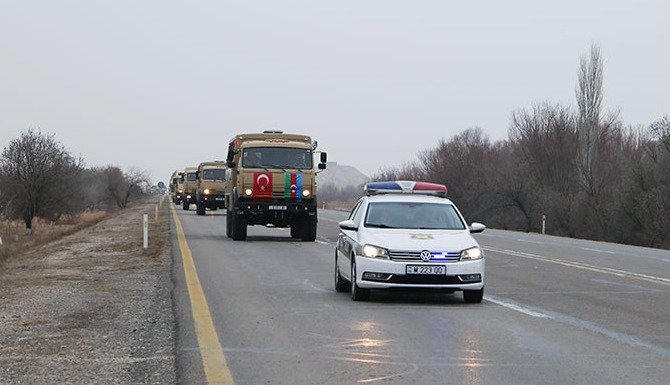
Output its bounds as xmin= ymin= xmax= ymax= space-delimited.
xmin=339 ymin=220 xmax=357 ymax=232
xmin=320 ymin=152 xmax=327 ymax=163
xmin=318 ymin=163 xmax=327 ymax=170
xmin=195 ymin=171 xmax=200 ymax=180
xmin=227 ymin=161 xmax=235 ymax=168
xmin=469 ymin=222 xmax=486 ymax=234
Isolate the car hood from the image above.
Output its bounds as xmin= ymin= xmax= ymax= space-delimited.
xmin=358 ymin=228 xmax=478 ymax=253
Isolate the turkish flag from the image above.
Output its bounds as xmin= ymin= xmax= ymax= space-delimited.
xmin=253 ymin=173 xmax=273 ymax=199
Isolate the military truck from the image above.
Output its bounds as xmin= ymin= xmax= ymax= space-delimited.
xmin=225 ymin=130 xmax=327 ymax=241
xmin=181 ymin=167 xmax=198 ymax=210
xmin=169 ymin=169 xmax=184 ymax=204
xmin=195 ymin=161 xmax=228 ymax=216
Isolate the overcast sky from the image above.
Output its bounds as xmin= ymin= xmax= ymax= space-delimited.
xmin=1 ymin=0 xmax=668 ymax=183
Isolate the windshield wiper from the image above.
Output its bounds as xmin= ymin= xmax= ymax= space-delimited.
xmin=366 ymin=223 xmax=396 ymax=228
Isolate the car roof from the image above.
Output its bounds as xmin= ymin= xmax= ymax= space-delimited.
xmin=364 ymin=193 xmax=455 ymax=205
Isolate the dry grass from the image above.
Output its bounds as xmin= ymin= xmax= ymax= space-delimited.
xmin=0 ymin=210 xmax=111 ymax=266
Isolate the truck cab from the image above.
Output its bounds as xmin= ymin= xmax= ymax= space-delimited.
xmin=181 ymin=167 xmax=198 ymax=210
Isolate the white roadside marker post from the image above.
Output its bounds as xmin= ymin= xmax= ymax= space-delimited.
xmin=541 ymin=214 xmax=546 ymax=235
xmin=155 ymin=205 xmax=159 ymax=222
xmin=143 ymin=213 xmax=149 ymax=249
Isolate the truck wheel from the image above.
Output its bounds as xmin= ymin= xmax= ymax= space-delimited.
xmin=196 ymin=201 xmax=205 ymax=216
xmin=182 ymin=200 xmax=189 ymax=210
xmin=225 ymin=209 xmax=232 ymax=238
xmin=290 ymin=222 xmax=302 ymax=239
xmin=231 ymin=213 xmax=247 ymax=241
xmin=301 ymin=219 xmax=317 ymax=242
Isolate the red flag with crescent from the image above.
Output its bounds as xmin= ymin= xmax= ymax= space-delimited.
xmin=253 ymin=173 xmax=273 ymax=199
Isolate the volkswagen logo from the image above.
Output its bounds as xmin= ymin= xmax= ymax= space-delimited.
xmin=420 ymin=250 xmax=432 ymax=262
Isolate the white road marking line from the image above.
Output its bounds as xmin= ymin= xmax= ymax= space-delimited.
xmin=484 ymin=246 xmax=670 ymax=286
xmin=315 ymin=240 xmax=331 ymax=245
xmin=516 ymin=238 xmax=544 ymax=244
xmin=581 ymin=247 xmax=616 ymax=254
xmin=485 ymin=296 xmax=551 ymax=318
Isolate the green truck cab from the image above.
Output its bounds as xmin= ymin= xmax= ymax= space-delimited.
xmin=225 ymin=130 xmax=327 ymax=241
xmin=170 ymin=169 xmax=184 ymax=204
xmin=195 ymin=161 xmax=228 ymax=216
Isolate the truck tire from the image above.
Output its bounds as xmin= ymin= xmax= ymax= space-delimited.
xmin=301 ymin=218 xmax=317 ymax=242
xmin=225 ymin=209 xmax=232 ymax=238
xmin=231 ymin=213 xmax=247 ymax=241
xmin=290 ymin=222 xmax=302 ymax=239
xmin=196 ymin=200 xmax=205 ymax=216
xmin=182 ymin=200 xmax=189 ymax=210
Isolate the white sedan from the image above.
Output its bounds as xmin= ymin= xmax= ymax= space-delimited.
xmin=335 ymin=181 xmax=485 ymax=303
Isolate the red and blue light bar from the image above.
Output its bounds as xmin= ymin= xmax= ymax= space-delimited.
xmin=364 ymin=181 xmax=448 ymax=197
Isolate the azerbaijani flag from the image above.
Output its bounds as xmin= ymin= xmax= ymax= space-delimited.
xmin=284 ymin=173 xmax=303 ymax=202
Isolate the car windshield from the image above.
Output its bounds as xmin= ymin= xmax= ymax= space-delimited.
xmin=202 ymin=169 xmax=226 ymax=180
xmin=364 ymin=202 xmax=466 ymax=230
xmin=186 ymin=173 xmax=197 ymax=182
xmin=242 ymin=147 xmax=312 ymax=169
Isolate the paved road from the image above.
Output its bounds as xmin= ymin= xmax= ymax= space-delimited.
xmin=172 ymin=207 xmax=670 ymax=385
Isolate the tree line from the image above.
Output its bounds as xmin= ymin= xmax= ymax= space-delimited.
xmin=375 ymin=44 xmax=670 ymax=249
xmin=0 ymin=129 xmax=151 ymax=233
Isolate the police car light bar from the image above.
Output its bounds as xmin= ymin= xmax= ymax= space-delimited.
xmin=364 ymin=181 xmax=448 ymax=197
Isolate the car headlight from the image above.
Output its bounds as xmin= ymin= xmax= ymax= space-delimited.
xmin=460 ymin=246 xmax=482 ymax=260
xmin=245 ymin=188 xmax=252 ymax=196
xmin=204 ymin=188 xmax=210 ymax=195
xmin=302 ymin=189 xmax=310 ymax=197
xmin=361 ymin=244 xmax=389 ymax=259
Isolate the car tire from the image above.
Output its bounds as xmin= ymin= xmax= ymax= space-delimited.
xmin=334 ymin=252 xmax=348 ymax=293
xmin=182 ymin=200 xmax=189 ymax=210
xmin=463 ymin=288 xmax=484 ymax=303
xmin=350 ymin=258 xmax=369 ymax=301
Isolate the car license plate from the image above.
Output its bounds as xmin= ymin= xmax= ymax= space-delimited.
xmin=269 ymin=205 xmax=287 ymax=210
xmin=406 ymin=265 xmax=446 ymax=275
xmin=214 ymin=197 xmax=224 ymax=201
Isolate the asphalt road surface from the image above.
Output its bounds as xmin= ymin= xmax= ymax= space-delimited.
xmin=171 ymin=207 xmax=670 ymax=385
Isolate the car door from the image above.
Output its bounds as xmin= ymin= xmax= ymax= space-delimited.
xmin=337 ymin=199 xmax=366 ymax=280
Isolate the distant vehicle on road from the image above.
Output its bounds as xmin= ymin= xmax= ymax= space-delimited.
xmin=180 ymin=167 xmax=198 ymax=210
xmin=225 ymin=130 xmax=327 ymax=241
xmin=195 ymin=161 xmax=227 ymax=216
xmin=170 ymin=169 xmax=184 ymax=204
xmin=335 ymin=181 xmax=486 ymax=303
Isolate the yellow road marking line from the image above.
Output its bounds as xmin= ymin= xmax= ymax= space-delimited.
xmin=484 ymin=246 xmax=670 ymax=286
xmin=172 ymin=205 xmax=234 ymax=384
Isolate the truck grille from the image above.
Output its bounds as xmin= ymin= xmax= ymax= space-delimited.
xmin=388 ymin=250 xmax=461 ymax=262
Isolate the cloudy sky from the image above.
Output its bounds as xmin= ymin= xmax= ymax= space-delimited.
xmin=1 ymin=0 xmax=668 ymax=182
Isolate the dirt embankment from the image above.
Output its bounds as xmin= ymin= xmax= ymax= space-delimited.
xmin=0 ymin=200 xmax=175 ymax=384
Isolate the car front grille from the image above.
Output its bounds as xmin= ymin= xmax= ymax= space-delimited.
xmin=388 ymin=250 xmax=461 ymax=262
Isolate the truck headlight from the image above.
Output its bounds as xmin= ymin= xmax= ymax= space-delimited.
xmin=361 ymin=244 xmax=389 ymax=259
xmin=204 ymin=189 xmax=210 ymax=195
xmin=245 ymin=188 xmax=252 ymax=196
xmin=460 ymin=246 xmax=482 ymax=260
xmin=179 ymin=189 xmax=183 ymax=193
xmin=302 ymin=190 xmax=310 ymax=197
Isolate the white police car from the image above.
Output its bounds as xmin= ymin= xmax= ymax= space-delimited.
xmin=335 ymin=181 xmax=486 ymax=303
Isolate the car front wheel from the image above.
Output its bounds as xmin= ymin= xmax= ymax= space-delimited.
xmin=463 ymin=288 xmax=484 ymax=303
xmin=350 ymin=258 xmax=370 ymax=301
xmin=334 ymin=252 xmax=348 ymax=293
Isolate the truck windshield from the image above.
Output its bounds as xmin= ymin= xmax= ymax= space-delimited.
xmin=186 ymin=173 xmax=197 ymax=182
xmin=242 ymin=147 xmax=312 ymax=169
xmin=202 ymin=169 xmax=226 ymax=180
xmin=364 ymin=202 xmax=466 ymax=230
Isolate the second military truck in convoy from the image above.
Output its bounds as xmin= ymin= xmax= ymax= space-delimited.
xmin=181 ymin=167 xmax=198 ymax=210
xmin=195 ymin=161 xmax=227 ymax=215
xmin=225 ymin=130 xmax=327 ymax=241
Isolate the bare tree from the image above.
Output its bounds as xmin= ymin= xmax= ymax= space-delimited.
xmin=649 ymin=115 xmax=670 ymax=154
xmin=104 ymin=166 xmax=151 ymax=208
xmin=0 ymin=129 xmax=83 ymax=232
xmin=576 ymin=43 xmax=604 ymax=193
